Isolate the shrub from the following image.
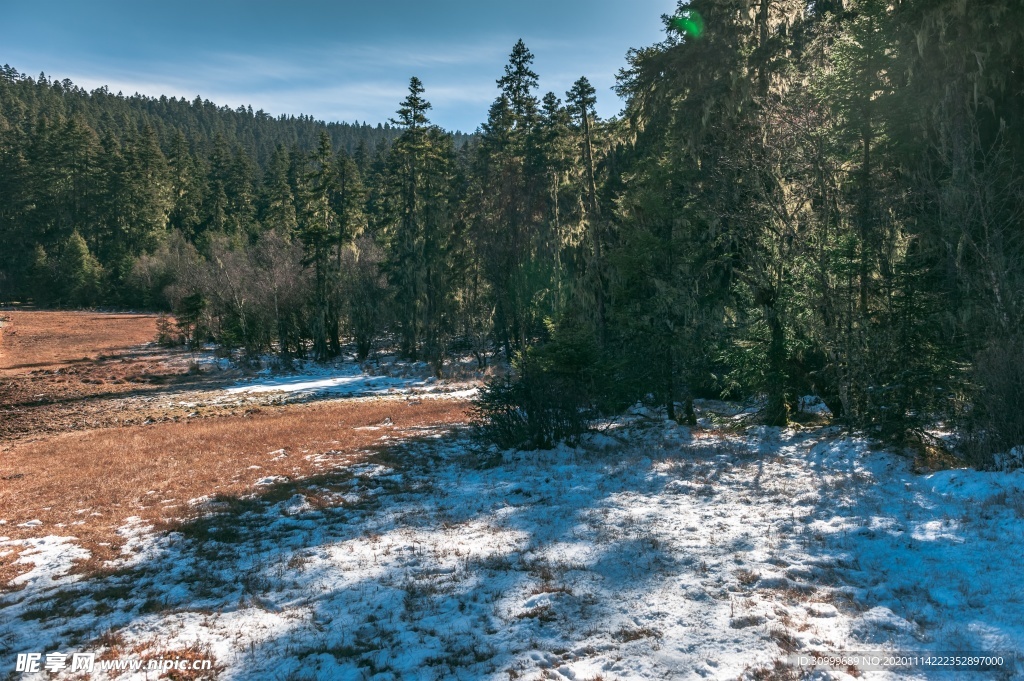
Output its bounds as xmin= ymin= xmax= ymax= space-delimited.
xmin=155 ymin=314 xmax=178 ymax=346
xmin=962 ymin=337 xmax=1024 ymax=469
xmin=126 ymin=230 xmax=205 ymax=311
xmin=472 ymin=323 xmax=605 ymax=450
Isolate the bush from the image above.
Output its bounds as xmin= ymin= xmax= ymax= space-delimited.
xmin=963 ymin=337 xmax=1024 ymax=468
xmin=155 ymin=314 xmax=178 ymax=346
xmin=126 ymin=230 xmax=205 ymax=311
xmin=472 ymin=323 xmax=605 ymax=450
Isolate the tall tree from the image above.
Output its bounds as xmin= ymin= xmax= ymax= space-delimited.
xmin=472 ymin=41 xmax=549 ymax=355
xmin=105 ymin=125 xmax=171 ymax=286
xmin=166 ymin=131 xmax=204 ymax=240
xmin=565 ymin=77 xmax=606 ymax=336
xmin=379 ymin=78 xmax=461 ymax=373
xmin=260 ymin=145 xmax=298 ymax=235
xmin=298 ymin=131 xmax=342 ymax=360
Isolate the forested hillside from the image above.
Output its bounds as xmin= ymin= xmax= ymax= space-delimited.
xmin=2 ymin=0 xmax=1022 ymax=462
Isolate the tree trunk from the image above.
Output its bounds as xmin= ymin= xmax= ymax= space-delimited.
xmin=581 ymin=109 xmax=605 ymax=340
xmin=665 ymin=342 xmax=676 ymax=421
xmin=764 ymin=302 xmax=789 ymax=427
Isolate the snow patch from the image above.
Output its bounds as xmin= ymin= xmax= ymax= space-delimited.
xmin=2 ymin=422 xmax=1022 ymax=680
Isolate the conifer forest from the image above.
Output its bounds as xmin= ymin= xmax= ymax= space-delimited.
xmin=2 ymin=0 xmax=1023 ymax=457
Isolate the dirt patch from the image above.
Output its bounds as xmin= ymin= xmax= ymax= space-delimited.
xmin=0 ymin=397 xmax=472 ymax=587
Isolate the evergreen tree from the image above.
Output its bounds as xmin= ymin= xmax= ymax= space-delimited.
xmin=472 ymin=41 xmax=549 ymax=355
xmin=564 ymin=77 xmax=605 ymax=336
xmin=497 ymin=39 xmax=540 ymax=127
xmin=104 ymin=124 xmax=171 ymax=289
xmin=58 ymin=231 xmax=105 ymax=307
xmin=379 ymin=78 xmax=462 ymax=373
xmin=2 ymin=2 xmax=1023 ymax=455
xmin=535 ymin=92 xmax=575 ymax=313
xmin=166 ymin=131 xmax=204 ymax=240
xmin=298 ymin=131 xmax=342 ymax=360
xmin=203 ymin=135 xmax=232 ymax=238
xmin=226 ymin=146 xmax=259 ymax=239
xmin=261 ymin=145 xmax=298 ymax=235
xmin=0 ymin=116 xmax=33 ymax=300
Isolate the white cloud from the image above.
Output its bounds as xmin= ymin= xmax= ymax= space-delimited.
xmin=6 ymin=32 xmax=633 ymax=131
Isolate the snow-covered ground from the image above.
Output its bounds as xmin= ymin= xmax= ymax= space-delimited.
xmin=223 ymin=360 xmax=478 ymax=401
xmin=225 ymin=363 xmax=423 ymax=398
xmin=2 ymin=419 xmax=1023 ymax=680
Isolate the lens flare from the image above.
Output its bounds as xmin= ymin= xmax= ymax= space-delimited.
xmin=671 ymin=9 xmax=705 ymax=39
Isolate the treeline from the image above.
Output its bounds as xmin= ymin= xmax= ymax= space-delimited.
xmin=0 ymin=65 xmax=470 ymax=303
xmin=3 ymin=0 xmax=1024 ymax=461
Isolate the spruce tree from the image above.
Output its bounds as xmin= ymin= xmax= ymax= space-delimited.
xmin=565 ymin=77 xmax=605 ymax=337
xmin=298 ymin=131 xmax=341 ymax=360
xmin=59 ymin=231 xmax=105 ymax=307
xmin=379 ymin=78 xmax=460 ymax=373
xmin=261 ymin=145 xmax=298 ymax=235
xmin=472 ymin=41 xmax=548 ymax=355
xmin=167 ymin=132 xmax=204 ymax=240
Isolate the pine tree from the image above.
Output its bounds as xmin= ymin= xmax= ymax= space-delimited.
xmin=497 ymin=39 xmax=540 ymax=127
xmin=298 ymin=131 xmax=341 ymax=360
xmin=379 ymin=78 xmax=461 ymax=373
xmin=565 ymin=77 xmax=605 ymax=336
xmin=104 ymin=124 xmax=171 ymax=289
xmin=332 ymin=151 xmax=366 ymax=261
xmin=535 ymin=92 xmax=575 ymax=313
xmin=226 ymin=146 xmax=259 ymax=239
xmin=0 ymin=113 xmax=32 ymax=299
xmin=167 ymin=132 xmax=204 ymax=240
xmin=261 ymin=145 xmax=298 ymax=235
xmin=472 ymin=41 xmax=548 ymax=355
xmin=59 ymin=231 xmax=105 ymax=307
xmin=53 ymin=116 xmax=105 ymax=254
xmin=203 ymin=135 xmax=232 ymax=238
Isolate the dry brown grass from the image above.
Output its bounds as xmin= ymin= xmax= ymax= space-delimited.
xmin=614 ymin=626 xmax=662 ymax=642
xmin=906 ymin=433 xmax=963 ymax=473
xmin=131 ymin=640 xmax=223 ymax=680
xmin=0 ymin=397 xmax=472 ymax=587
xmin=735 ymin=568 xmax=761 ymax=585
xmin=0 ymin=310 xmax=162 ymax=374
xmin=0 ymin=311 xmax=246 ymax=444
xmin=0 ymin=360 xmax=243 ymax=446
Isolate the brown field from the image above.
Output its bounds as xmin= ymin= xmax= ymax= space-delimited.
xmin=0 ymin=310 xmax=162 ymax=373
xmin=0 ymin=398 xmax=471 ymax=586
xmin=0 ymin=310 xmax=474 ymax=588
xmin=0 ymin=310 xmax=249 ymax=444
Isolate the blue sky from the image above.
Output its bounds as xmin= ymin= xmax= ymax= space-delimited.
xmin=1 ymin=0 xmax=678 ymax=132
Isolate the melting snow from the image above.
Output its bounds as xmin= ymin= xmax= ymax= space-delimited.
xmin=223 ymin=360 xmax=478 ymax=402
xmin=224 ymin=363 xmax=420 ymax=397
xmin=2 ymin=422 xmax=1023 ymax=679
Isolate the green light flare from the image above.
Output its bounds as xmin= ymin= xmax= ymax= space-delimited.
xmin=671 ymin=9 xmax=705 ymax=39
